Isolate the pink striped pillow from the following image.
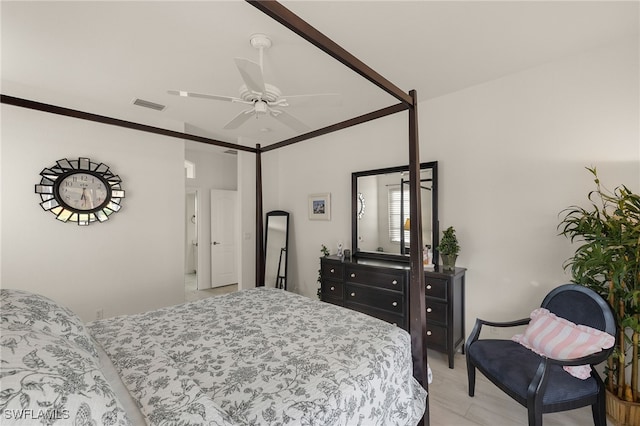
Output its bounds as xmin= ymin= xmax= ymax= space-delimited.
xmin=512 ymin=308 xmax=614 ymax=379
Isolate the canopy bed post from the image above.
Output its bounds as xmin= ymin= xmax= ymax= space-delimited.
xmin=255 ymin=143 xmax=265 ymax=287
xmin=408 ymin=89 xmax=429 ymax=425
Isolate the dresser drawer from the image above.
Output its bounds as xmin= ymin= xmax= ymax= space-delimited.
xmin=321 ymin=261 xmax=344 ymax=280
xmin=426 ymin=300 xmax=447 ymax=325
xmin=345 ymin=284 xmax=404 ymax=314
xmin=426 ymin=323 xmax=447 ymax=350
xmin=425 ymin=276 xmax=448 ymax=301
xmin=347 ymin=303 xmax=406 ymax=329
xmin=321 ymin=279 xmax=343 ymax=301
xmin=345 ymin=266 xmax=405 ymax=292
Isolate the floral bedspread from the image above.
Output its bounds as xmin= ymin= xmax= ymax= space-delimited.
xmin=87 ymin=288 xmax=427 ymax=425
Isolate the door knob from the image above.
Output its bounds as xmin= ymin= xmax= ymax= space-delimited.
xmin=212 ymin=241 xmax=221 ymax=245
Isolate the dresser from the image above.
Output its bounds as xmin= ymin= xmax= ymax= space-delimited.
xmin=320 ymin=255 xmax=466 ymax=368
xmin=424 ymin=267 xmax=466 ymax=368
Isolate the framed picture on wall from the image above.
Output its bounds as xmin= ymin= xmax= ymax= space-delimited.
xmin=308 ymin=193 xmax=331 ymax=220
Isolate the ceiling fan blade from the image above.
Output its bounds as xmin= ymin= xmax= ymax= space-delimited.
xmin=234 ymin=58 xmax=266 ymax=95
xmin=270 ymin=109 xmax=310 ymax=133
xmin=279 ymin=93 xmax=343 ymax=108
xmin=167 ymin=90 xmax=244 ymax=103
xmin=223 ymin=108 xmax=255 ymax=130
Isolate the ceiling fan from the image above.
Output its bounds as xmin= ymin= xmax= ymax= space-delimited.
xmin=168 ymin=34 xmax=341 ymax=133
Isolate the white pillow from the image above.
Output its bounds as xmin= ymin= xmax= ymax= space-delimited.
xmin=0 ymin=325 xmax=131 ymax=425
xmin=1 ymin=289 xmax=98 ymax=359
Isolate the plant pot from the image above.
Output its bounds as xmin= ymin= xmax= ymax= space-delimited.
xmin=606 ymin=389 xmax=640 ymax=426
xmin=441 ymin=254 xmax=457 ymax=271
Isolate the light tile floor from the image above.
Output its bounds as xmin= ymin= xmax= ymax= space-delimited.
xmin=184 ymin=273 xmax=237 ymax=302
xmin=427 ymin=350 xmax=615 ymax=425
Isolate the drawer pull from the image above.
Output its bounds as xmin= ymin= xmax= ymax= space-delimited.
xmin=350 ymin=273 xmax=356 ymax=278
xmin=330 ymin=286 xmax=335 ymax=291
xmin=427 ymin=307 xmax=432 ymax=313
xmin=392 ymin=280 xmax=398 ymax=285
xmin=330 ymin=268 xmax=335 ymax=273
xmin=392 ymin=301 xmax=398 ymax=307
xmin=427 ymin=330 xmax=432 ymax=336
xmin=350 ymin=292 xmax=356 ymax=297
xmin=426 ymin=284 xmax=432 ymax=290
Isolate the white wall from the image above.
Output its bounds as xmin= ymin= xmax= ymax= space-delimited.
xmin=184 ymin=141 xmax=237 ymax=290
xmin=423 ymin=37 xmax=638 ymax=337
xmin=264 ymin=113 xmax=410 ymax=295
xmin=270 ymin=37 xmax=639 ymax=339
xmin=1 ymin=105 xmax=185 ymax=321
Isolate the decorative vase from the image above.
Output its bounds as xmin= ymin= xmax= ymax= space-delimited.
xmin=441 ymin=254 xmax=457 ymax=271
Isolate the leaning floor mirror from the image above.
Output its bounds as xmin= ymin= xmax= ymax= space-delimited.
xmin=264 ymin=210 xmax=290 ymax=290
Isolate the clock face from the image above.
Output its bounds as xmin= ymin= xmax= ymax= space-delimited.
xmin=58 ymin=172 xmax=109 ymax=212
xmin=35 ymin=157 xmax=125 ymax=226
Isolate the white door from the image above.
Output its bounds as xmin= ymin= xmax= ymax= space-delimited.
xmin=210 ymin=189 xmax=238 ymax=288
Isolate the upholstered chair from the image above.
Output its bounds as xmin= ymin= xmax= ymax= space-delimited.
xmin=465 ymin=284 xmax=616 ymax=426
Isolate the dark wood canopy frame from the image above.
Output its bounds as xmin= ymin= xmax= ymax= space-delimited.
xmin=1 ymin=1 xmax=429 ymax=423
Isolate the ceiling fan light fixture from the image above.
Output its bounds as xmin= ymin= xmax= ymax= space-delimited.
xmin=169 ymin=32 xmax=339 ymax=134
xmin=254 ymin=100 xmax=268 ymax=115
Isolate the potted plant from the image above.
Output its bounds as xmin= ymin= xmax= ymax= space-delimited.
xmin=317 ymin=244 xmax=330 ymax=299
xmin=437 ymin=226 xmax=460 ymax=271
xmin=558 ymin=167 xmax=640 ymax=425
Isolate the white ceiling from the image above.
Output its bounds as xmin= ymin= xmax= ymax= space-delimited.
xmin=2 ymin=1 xmax=638 ymax=150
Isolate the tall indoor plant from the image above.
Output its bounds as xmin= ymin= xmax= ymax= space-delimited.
xmin=438 ymin=226 xmax=460 ymax=271
xmin=558 ymin=167 xmax=640 ymax=422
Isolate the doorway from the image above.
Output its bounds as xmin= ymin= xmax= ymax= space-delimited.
xmin=210 ymin=189 xmax=238 ymax=288
xmin=185 ymin=190 xmax=198 ymax=293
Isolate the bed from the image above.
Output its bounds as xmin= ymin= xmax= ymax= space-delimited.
xmin=1 ymin=288 xmax=427 ymax=425
xmin=1 ymin=1 xmax=431 ymax=424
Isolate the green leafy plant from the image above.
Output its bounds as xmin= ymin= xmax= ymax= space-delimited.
xmin=558 ymin=166 xmax=640 ymax=403
xmin=317 ymin=244 xmax=330 ymax=299
xmin=437 ymin=226 xmax=460 ymax=256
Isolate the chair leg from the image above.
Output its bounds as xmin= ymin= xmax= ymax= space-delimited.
xmin=592 ymin=387 xmax=607 ymax=426
xmin=466 ymin=359 xmax=476 ymax=397
xmin=527 ymin=406 xmax=542 ymax=426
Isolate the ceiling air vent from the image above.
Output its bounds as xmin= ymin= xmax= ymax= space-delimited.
xmin=132 ymin=98 xmax=166 ymax=111
xmin=224 ymin=150 xmax=238 ymax=155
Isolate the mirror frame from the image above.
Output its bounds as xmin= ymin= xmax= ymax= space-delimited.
xmin=264 ymin=210 xmax=290 ymax=290
xmin=351 ymin=161 xmax=438 ymax=263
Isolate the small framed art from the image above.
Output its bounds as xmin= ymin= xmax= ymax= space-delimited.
xmin=308 ymin=193 xmax=331 ymax=220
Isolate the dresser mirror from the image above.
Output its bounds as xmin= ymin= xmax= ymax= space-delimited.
xmin=351 ymin=162 xmax=438 ymax=262
xmin=264 ymin=210 xmax=289 ymax=290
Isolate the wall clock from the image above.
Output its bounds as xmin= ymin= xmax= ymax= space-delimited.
xmin=35 ymin=157 xmax=125 ymax=226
